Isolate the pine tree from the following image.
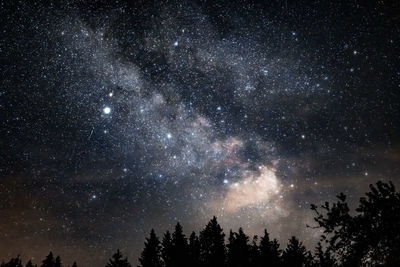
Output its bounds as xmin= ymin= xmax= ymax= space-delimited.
xmin=248 ymin=236 xmax=260 ymax=267
xmin=26 ymin=260 xmax=36 ymax=267
xmin=54 ymin=257 xmax=62 ymax=267
xmin=41 ymin=252 xmax=55 ymax=267
xmin=139 ymin=229 xmax=162 ymax=267
xmin=171 ymin=222 xmax=189 ymax=267
xmin=199 ymin=216 xmax=226 ymax=267
xmin=282 ymin=236 xmax=312 ymax=267
xmin=188 ymin=231 xmax=201 ymax=267
xmin=1 ymin=256 xmax=23 ymax=267
xmin=259 ymin=230 xmax=281 ymax=266
xmin=269 ymin=239 xmax=282 ymax=266
xmin=227 ymin=230 xmax=235 ymax=266
xmin=161 ymin=231 xmax=173 ymax=267
xmin=227 ymin=228 xmax=250 ymax=267
xmin=71 ymin=262 xmax=77 ymax=267
xmin=106 ymin=250 xmax=131 ymax=267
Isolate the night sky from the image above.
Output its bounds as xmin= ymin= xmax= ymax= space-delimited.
xmin=1 ymin=1 xmax=400 ymax=266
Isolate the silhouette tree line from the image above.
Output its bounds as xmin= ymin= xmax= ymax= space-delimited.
xmin=137 ymin=218 xmax=314 ymax=267
xmin=0 ymin=252 xmax=77 ymax=267
xmin=2 ymin=181 xmax=400 ymax=267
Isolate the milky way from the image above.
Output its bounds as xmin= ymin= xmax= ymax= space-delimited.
xmin=1 ymin=1 xmax=400 ymax=266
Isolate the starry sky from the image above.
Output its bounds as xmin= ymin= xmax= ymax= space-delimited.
xmin=1 ymin=1 xmax=400 ymax=266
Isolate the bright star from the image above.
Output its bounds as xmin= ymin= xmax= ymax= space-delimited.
xmin=103 ymin=106 xmax=111 ymax=114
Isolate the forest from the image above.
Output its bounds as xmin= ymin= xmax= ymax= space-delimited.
xmin=2 ymin=181 xmax=400 ymax=267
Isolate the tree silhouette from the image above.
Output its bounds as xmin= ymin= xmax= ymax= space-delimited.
xmin=282 ymin=236 xmax=312 ymax=267
xmin=105 ymin=250 xmax=131 ymax=267
xmin=25 ymin=260 xmax=36 ymax=267
xmin=248 ymin=236 xmax=260 ymax=267
xmin=188 ymin=231 xmax=201 ymax=267
xmin=227 ymin=228 xmax=250 ymax=267
xmin=199 ymin=216 xmax=226 ymax=267
xmin=71 ymin=262 xmax=77 ymax=267
xmin=259 ymin=230 xmax=281 ymax=266
xmin=138 ymin=229 xmax=162 ymax=267
xmin=314 ymin=242 xmax=335 ymax=267
xmin=41 ymin=252 xmax=55 ymax=267
xmin=54 ymin=257 xmax=62 ymax=267
xmin=171 ymin=222 xmax=189 ymax=267
xmin=311 ymin=181 xmax=400 ymax=266
xmin=161 ymin=230 xmax=173 ymax=267
xmin=0 ymin=256 xmax=22 ymax=267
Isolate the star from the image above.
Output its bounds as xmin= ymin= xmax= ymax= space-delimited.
xmin=103 ymin=106 xmax=111 ymax=114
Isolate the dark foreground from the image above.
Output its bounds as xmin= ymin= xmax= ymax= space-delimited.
xmin=2 ymin=181 xmax=400 ymax=267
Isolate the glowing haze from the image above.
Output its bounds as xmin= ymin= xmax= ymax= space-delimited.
xmin=221 ymin=166 xmax=281 ymax=212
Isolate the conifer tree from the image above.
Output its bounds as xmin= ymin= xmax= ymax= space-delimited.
xmin=188 ymin=231 xmax=201 ymax=267
xmin=105 ymin=250 xmax=131 ymax=267
xmin=41 ymin=252 xmax=55 ymax=267
xmin=259 ymin=230 xmax=281 ymax=266
xmin=0 ymin=256 xmax=22 ymax=267
xmin=248 ymin=236 xmax=260 ymax=267
xmin=171 ymin=222 xmax=189 ymax=267
xmin=71 ymin=262 xmax=77 ymax=267
xmin=269 ymin=239 xmax=282 ymax=266
xmin=54 ymin=257 xmax=62 ymax=267
xmin=139 ymin=229 xmax=162 ymax=267
xmin=26 ymin=260 xmax=36 ymax=267
xmin=161 ymin=230 xmax=173 ymax=267
xmin=282 ymin=236 xmax=312 ymax=267
xmin=227 ymin=228 xmax=250 ymax=267
xmin=199 ymin=216 xmax=226 ymax=267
